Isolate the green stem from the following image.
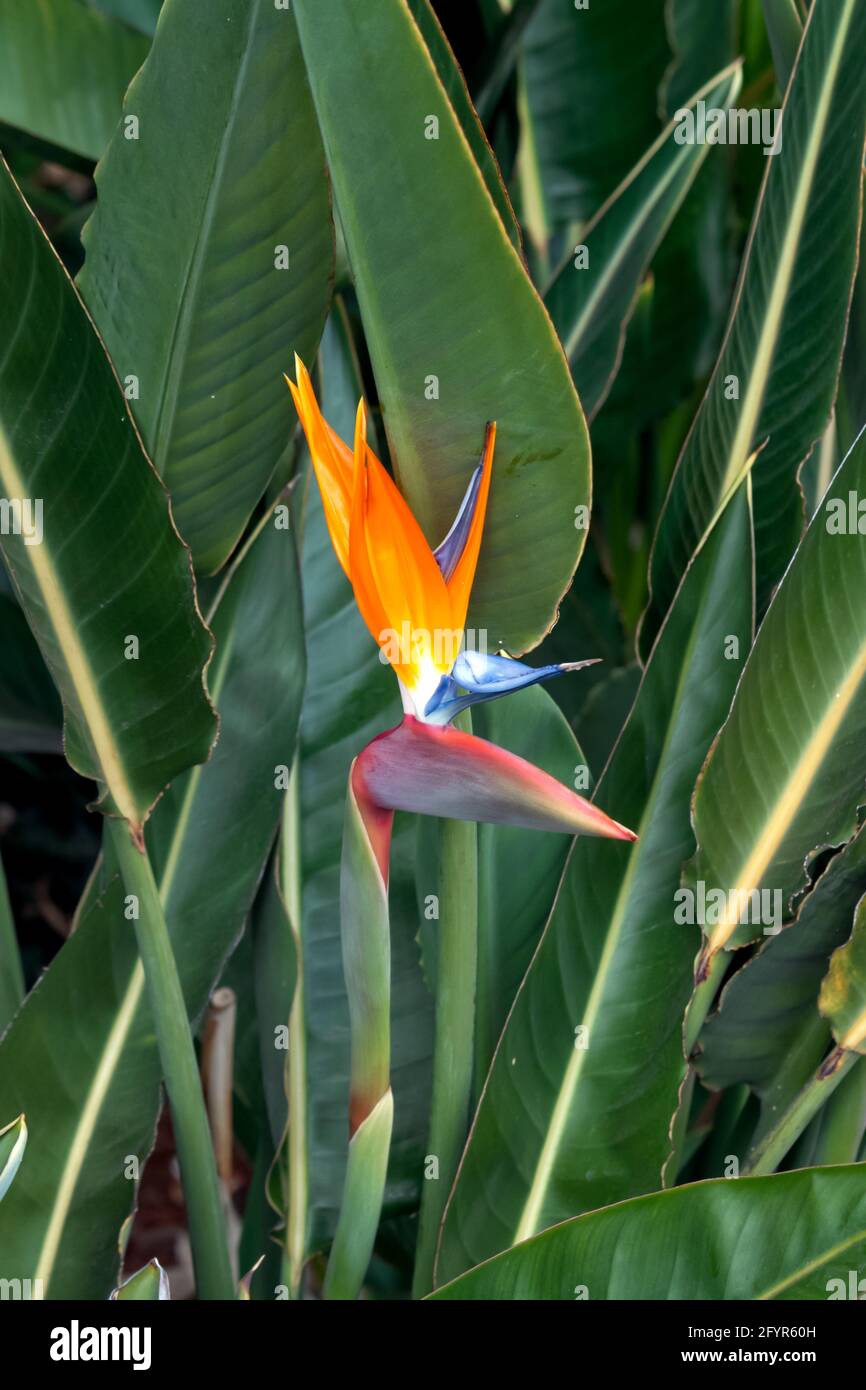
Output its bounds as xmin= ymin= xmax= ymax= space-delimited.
xmin=817 ymin=1055 xmax=866 ymax=1163
xmin=321 ymin=772 xmax=392 ymax=1300
xmin=684 ymin=950 xmax=727 ymax=1056
xmin=0 ymin=844 xmax=24 ymax=1031
xmin=413 ymin=744 xmax=478 ymax=1299
xmin=106 ymin=818 xmax=234 ymax=1300
xmin=755 ymin=1012 xmax=831 ymax=1145
xmin=743 ymin=1047 xmax=861 ymax=1176
xmin=281 ymin=767 xmax=308 ymax=1299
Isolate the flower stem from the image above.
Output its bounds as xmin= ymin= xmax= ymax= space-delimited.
xmin=413 ymin=726 xmax=478 ymax=1298
xmin=743 ymin=1046 xmax=861 ymax=1175
xmin=106 ymin=818 xmax=235 ymax=1300
xmin=281 ymin=765 xmax=308 ymax=1299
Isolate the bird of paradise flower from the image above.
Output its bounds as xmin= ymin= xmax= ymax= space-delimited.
xmin=286 ymin=357 xmax=636 ymax=1298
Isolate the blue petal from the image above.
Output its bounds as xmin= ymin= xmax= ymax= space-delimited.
xmin=423 ymin=651 xmax=600 ymax=724
xmin=432 ymin=462 xmax=484 ymax=582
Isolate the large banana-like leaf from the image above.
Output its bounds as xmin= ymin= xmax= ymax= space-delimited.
xmin=437 ymin=484 xmax=753 ymax=1284
xmin=0 ymin=158 xmax=215 ymax=831
xmin=544 ymin=62 xmax=742 ymax=421
xmin=432 ymin=1165 xmax=866 ymax=1300
xmin=521 ymin=0 xmax=669 ymax=230
xmin=0 ymin=509 xmax=304 ymax=1298
xmin=641 ymin=0 xmax=866 ymax=655
xmin=688 ymin=426 xmax=866 ymax=968
xmin=0 ymin=0 xmax=148 ymax=161
xmin=78 ymin=0 xmax=334 ymax=574
xmin=293 ymin=0 xmax=589 ymax=655
xmin=698 ymin=825 xmax=866 ymax=1109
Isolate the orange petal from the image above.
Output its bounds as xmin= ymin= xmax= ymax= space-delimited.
xmin=446 ymin=422 xmax=495 ymax=631
xmin=286 ymin=355 xmax=353 ymax=574
xmin=363 ymin=448 xmax=456 ymax=677
xmin=348 ymin=400 xmax=392 ymax=653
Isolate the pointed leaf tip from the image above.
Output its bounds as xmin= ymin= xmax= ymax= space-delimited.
xmin=0 ymin=1113 xmax=27 ymax=1202
xmin=110 ymin=1258 xmax=170 ymax=1301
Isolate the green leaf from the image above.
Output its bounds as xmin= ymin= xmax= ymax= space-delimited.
xmin=0 ymin=1114 xmax=26 ymax=1202
xmin=323 ymin=1091 xmax=394 ymax=1301
xmin=0 ymin=157 xmax=215 ymax=830
xmin=472 ymin=0 xmax=541 ymax=129
xmin=0 ymin=0 xmax=148 ymax=160
xmin=431 ymin=1165 xmax=866 ymax=1300
xmin=472 ymin=687 xmax=583 ymax=1085
xmin=661 ymin=0 xmax=739 ymax=114
xmin=572 ymin=665 xmax=641 ymax=781
xmin=85 ymin=0 xmax=162 ymax=35
xmin=406 ymin=0 xmax=522 ymax=251
xmin=437 ymin=484 xmax=753 ymax=1284
xmin=545 ymin=62 xmax=742 ymax=421
xmin=762 ymin=0 xmax=804 ymax=89
xmin=698 ymin=825 xmax=866 ymax=1111
xmin=250 ymin=851 xmax=298 ymax=1156
xmin=293 ymin=0 xmax=590 ymax=655
xmin=530 ymin=539 xmax=628 ymax=730
xmin=110 ymin=1258 xmax=170 ymax=1300
xmin=641 ymin=0 xmax=866 ymax=653
xmin=652 ymin=0 xmax=739 ymax=395
xmin=688 ymin=426 xmax=866 ymax=969
xmin=0 ymin=579 xmax=62 ymax=754
xmin=521 ymin=0 xmax=669 ymax=230
xmin=789 ymin=1060 xmax=866 ymax=1168
xmin=78 ymin=0 xmax=334 ymax=573
xmin=0 ymin=506 xmax=304 ymax=1298
xmin=821 ymin=891 xmax=866 ymax=1055
xmin=322 ymin=780 xmax=393 ymax=1300
xmin=0 ymin=844 xmax=23 ymax=1032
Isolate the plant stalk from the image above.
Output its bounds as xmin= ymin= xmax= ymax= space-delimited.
xmin=743 ymin=1047 xmax=861 ymax=1176
xmin=413 ymin=738 xmax=478 ymax=1299
xmin=281 ymin=765 xmax=308 ymax=1299
xmin=684 ymin=950 xmax=728 ymax=1056
xmin=815 ymin=1054 xmax=866 ymax=1163
xmin=107 ymin=817 xmax=235 ymax=1300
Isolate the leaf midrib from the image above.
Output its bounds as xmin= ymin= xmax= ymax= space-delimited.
xmin=718 ymin=0 xmax=856 ymax=500
xmin=149 ymin=0 xmax=260 ymax=474
xmin=707 ymin=630 xmax=866 ymax=956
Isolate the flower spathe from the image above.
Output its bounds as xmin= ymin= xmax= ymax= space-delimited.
xmin=287 ymin=356 xmax=637 ymax=860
